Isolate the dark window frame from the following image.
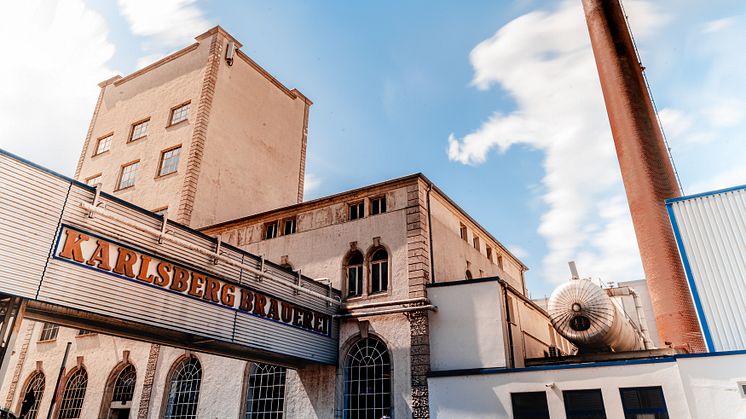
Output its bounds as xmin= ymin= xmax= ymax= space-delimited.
xmin=370 ymin=196 xmax=387 ymax=215
xmin=511 ymin=391 xmax=550 ymax=419
xmin=563 ymin=389 xmax=607 ymax=419
xmin=348 ymin=201 xmax=364 ymax=221
xmin=619 ymin=386 xmax=669 ymax=419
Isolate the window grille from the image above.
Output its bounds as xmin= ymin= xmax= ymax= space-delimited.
xmin=95 ymin=135 xmax=112 ymax=155
xmin=118 ymin=162 xmax=140 ymax=190
xmin=171 ymin=103 xmax=190 ymax=125
xmin=563 ymin=389 xmax=607 ymax=419
xmin=349 ymin=202 xmax=364 ymax=221
xmin=619 ymin=387 xmax=669 ymax=419
xmin=19 ymin=371 xmax=44 ymax=419
xmin=130 ymin=119 xmax=149 ymax=141
xmin=371 ymin=197 xmax=386 ymax=215
xmin=511 ymin=391 xmax=550 ymax=419
xmin=244 ymin=363 xmax=287 ymax=419
xmin=164 ymin=357 xmax=202 ymax=419
xmin=59 ymin=369 xmax=88 ymax=419
xmin=343 ymin=337 xmax=391 ymax=419
xmin=39 ymin=323 xmax=59 ymax=341
xmin=112 ymin=365 xmax=136 ymax=403
xmin=346 ymin=252 xmax=364 ymax=297
xmin=370 ymin=249 xmax=388 ymax=294
xmin=159 ymin=147 xmax=182 ymax=176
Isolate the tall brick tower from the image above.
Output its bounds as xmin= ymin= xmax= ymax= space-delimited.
xmin=581 ymin=0 xmax=706 ymax=351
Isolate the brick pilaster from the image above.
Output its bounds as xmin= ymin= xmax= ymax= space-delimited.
xmin=177 ymin=33 xmax=223 ymax=226
xmin=136 ymin=343 xmax=161 ymax=419
xmin=406 ymin=181 xmax=431 ymax=418
xmin=4 ymin=322 xmax=35 ymax=409
xmin=296 ymin=101 xmax=310 ymax=203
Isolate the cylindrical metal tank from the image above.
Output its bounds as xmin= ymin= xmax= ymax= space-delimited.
xmin=548 ymin=279 xmax=644 ymax=352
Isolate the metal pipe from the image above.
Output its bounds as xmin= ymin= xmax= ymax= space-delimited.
xmin=81 ymin=202 xmax=342 ymax=306
xmin=335 ymin=305 xmax=437 ymax=319
xmin=343 ymin=297 xmax=430 ymax=311
xmin=629 ymin=288 xmax=654 ymax=349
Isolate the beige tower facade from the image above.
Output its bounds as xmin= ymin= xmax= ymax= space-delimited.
xmin=75 ymin=26 xmax=311 ymax=229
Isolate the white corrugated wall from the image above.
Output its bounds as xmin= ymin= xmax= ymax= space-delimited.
xmin=668 ymin=186 xmax=746 ymax=351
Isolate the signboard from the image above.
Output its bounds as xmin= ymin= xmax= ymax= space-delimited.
xmin=0 ymin=149 xmax=340 ymax=365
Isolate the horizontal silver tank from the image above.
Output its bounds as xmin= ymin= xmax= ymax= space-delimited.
xmin=548 ymin=279 xmax=644 ymax=352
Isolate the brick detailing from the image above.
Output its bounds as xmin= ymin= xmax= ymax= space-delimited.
xmin=296 ymin=102 xmax=310 ymax=203
xmin=3 ymin=322 xmax=35 ymax=409
xmin=74 ymin=86 xmax=106 ymax=179
xmin=406 ymin=182 xmax=431 ymax=418
xmin=177 ymin=33 xmax=222 ymax=226
xmin=136 ymin=343 xmax=161 ymax=419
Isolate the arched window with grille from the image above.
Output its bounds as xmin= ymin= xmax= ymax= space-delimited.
xmin=370 ymin=248 xmax=388 ymax=294
xmin=59 ymin=368 xmax=87 ymax=419
xmin=343 ymin=337 xmax=392 ymax=419
xmin=164 ymin=356 xmax=202 ymax=419
xmin=346 ymin=251 xmax=364 ymax=298
xmin=244 ymin=363 xmax=287 ymax=418
xmin=18 ymin=371 xmax=44 ymax=419
xmin=104 ymin=364 xmax=136 ymax=419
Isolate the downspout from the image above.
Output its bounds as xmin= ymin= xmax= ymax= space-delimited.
xmin=629 ymin=288 xmax=654 ymax=349
xmin=502 ymin=284 xmax=516 ymax=368
xmin=426 ymin=183 xmax=436 ymax=284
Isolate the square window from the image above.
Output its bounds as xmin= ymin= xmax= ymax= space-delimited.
xmin=170 ymin=103 xmax=190 ymax=125
xmin=158 ymin=146 xmax=182 ymax=176
xmin=371 ymin=196 xmax=387 ymax=215
xmin=264 ymin=221 xmax=278 ymax=240
xmin=86 ymin=174 xmax=102 ymax=186
xmin=349 ymin=201 xmax=364 ymax=221
xmin=619 ymin=387 xmax=669 ymax=419
xmin=94 ymin=134 xmax=112 ymax=155
xmin=473 ymin=236 xmax=480 ymax=250
xmin=129 ymin=119 xmax=150 ymax=141
xmin=511 ymin=392 xmax=550 ymax=419
xmin=459 ymin=223 xmax=468 ymax=241
xmin=118 ymin=161 xmax=140 ymax=190
xmin=563 ymin=389 xmax=607 ymax=419
xmin=283 ymin=218 xmax=296 ymax=235
xmin=39 ymin=323 xmax=59 ymax=341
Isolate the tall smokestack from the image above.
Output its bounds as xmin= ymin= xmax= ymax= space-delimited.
xmin=581 ymin=0 xmax=705 ymax=352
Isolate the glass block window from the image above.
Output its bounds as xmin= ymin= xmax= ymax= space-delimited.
xmin=370 ymin=248 xmax=388 ymax=294
xmin=370 ymin=196 xmax=386 ymax=215
xmin=159 ymin=147 xmax=182 ymax=176
xmin=112 ymin=365 xmax=136 ymax=403
xmin=39 ymin=323 xmax=59 ymax=341
xmin=118 ymin=161 xmax=140 ymax=190
xmin=164 ymin=357 xmax=202 ymax=419
xmin=343 ymin=337 xmax=391 ymax=419
xmin=563 ymin=389 xmax=607 ymax=419
xmin=130 ymin=119 xmax=149 ymax=141
xmin=346 ymin=251 xmax=364 ymax=298
xmin=171 ymin=103 xmax=190 ymax=125
xmin=511 ymin=392 xmax=550 ymax=419
xmin=620 ymin=387 xmax=669 ymax=419
xmin=59 ymin=369 xmax=87 ymax=419
xmin=349 ymin=202 xmax=364 ymax=221
xmin=95 ymin=135 xmax=112 ymax=155
xmin=244 ymin=363 xmax=287 ymax=419
xmin=19 ymin=371 xmax=44 ymax=419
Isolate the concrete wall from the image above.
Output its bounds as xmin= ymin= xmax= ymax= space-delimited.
xmin=191 ymin=46 xmax=309 ymax=228
xmin=428 ymin=192 xmax=524 ymax=291
xmin=76 ymin=41 xmax=208 ymax=214
xmin=428 ymin=280 xmax=507 ymax=371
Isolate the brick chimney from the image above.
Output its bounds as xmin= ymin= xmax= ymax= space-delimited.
xmin=581 ymin=0 xmax=705 ymax=351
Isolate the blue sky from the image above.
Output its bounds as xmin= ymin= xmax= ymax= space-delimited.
xmin=1 ymin=1 xmax=744 ymax=297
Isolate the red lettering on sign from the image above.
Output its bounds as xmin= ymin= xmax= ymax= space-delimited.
xmin=170 ymin=267 xmax=189 ymax=292
xmin=85 ymin=240 xmax=111 ymax=271
xmin=239 ymin=289 xmax=254 ymax=312
xmin=220 ymin=284 xmax=235 ymax=307
xmin=155 ymin=262 xmax=171 ymax=287
xmin=267 ymin=299 xmax=280 ymax=320
xmin=112 ymin=248 xmax=137 ymax=278
xmin=59 ymin=230 xmax=89 ymax=263
xmin=254 ymin=294 xmax=267 ymax=316
xmin=136 ymin=255 xmax=156 ymax=283
xmin=202 ymin=276 xmax=220 ymax=303
xmin=188 ymin=272 xmax=205 ymax=297
xmin=281 ymin=303 xmax=293 ymax=323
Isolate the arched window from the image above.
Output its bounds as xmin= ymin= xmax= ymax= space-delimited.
xmin=346 ymin=251 xmax=364 ymax=298
xmin=244 ymin=363 xmax=287 ymax=418
xmin=164 ymin=357 xmax=202 ymax=419
xmin=370 ymin=248 xmax=388 ymax=294
xmin=59 ymin=368 xmax=87 ymax=419
xmin=18 ymin=371 xmax=44 ymax=419
xmin=107 ymin=364 xmax=136 ymax=418
xmin=343 ymin=337 xmax=392 ymax=419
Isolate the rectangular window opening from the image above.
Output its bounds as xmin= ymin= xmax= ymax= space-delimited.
xmin=371 ymin=196 xmax=387 ymax=215
xmin=170 ymin=102 xmax=190 ymax=125
xmin=473 ymin=236 xmax=480 ymax=250
xmin=459 ymin=223 xmax=468 ymax=241
xmin=117 ymin=161 xmax=140 ymax=190
xmin=620 ymin=386 xmax=669 ymax=419
xmin=158 ymin=146 xmax=182 ymax=177
xmin=39 ymin=323 xmax=59 ymax=342
xmin=511 ymin=392 xmax=550 ymax=419
xmin=487 ymin=246 xmax=493 ymax=262
xmin=283 ymin=217 xmax=297 ymax=235
xmin=129 ymin=119 xmax=150 ymax=142
xmin=264 ymin=221 xmax=278 ymax=240
xmin=349 ymin=201 xmax=364 ymax=221
xmin=563 ymin=389 xmax=607 ymax=419
xmin=94 ymin=134 xmax=113 ymax=156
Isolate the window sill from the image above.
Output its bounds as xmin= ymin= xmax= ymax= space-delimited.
xmin=114 ymin=185 xmax=135 ymax=193
xmin=76 ymin=333 xmax=97 ymax=338
xmin=91 ymin=150 xmax=110 ymax=158
xmin=37 ymin=339 xmax=57 ymax=344
xmin=166 ymin=119 xmax=189 ymax=128
xmin=154 ymin=171 xmax=178 ymax=180
xmin=127 ymin=135 xmax=147 ymax=144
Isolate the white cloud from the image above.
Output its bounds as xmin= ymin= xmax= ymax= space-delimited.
xmin=448 ymin=0 xmax=668 ymax=286
xmin=0 ymin=0 xmax=116 ymax=175
xmin=507 ymin=245 xmax=529 ymax=260
xmin=303 ymin=173 xmax=322 ymax=200
xmin=689 ymin=166 xmax=746 ymax=195
xmin=702 ymin=17 xmax=735 ymax=34
xmin=117 ymin=0 xmax=211 ymax=68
